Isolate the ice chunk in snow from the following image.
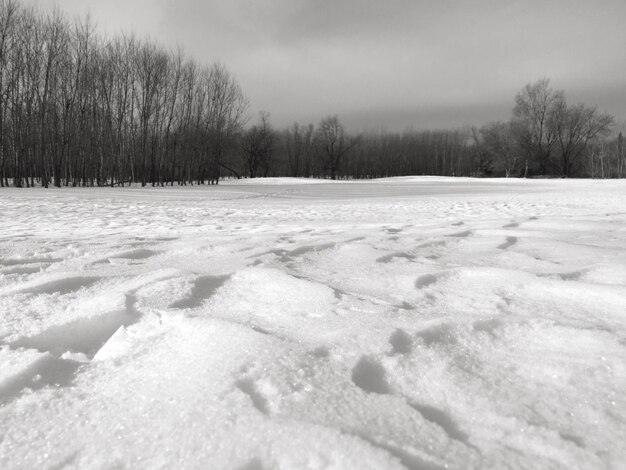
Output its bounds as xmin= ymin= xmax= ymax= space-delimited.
xmin=92 ymin=326 xmax=131 ymax=361
xmin=60 ymin=351 xmax=90 ymax=363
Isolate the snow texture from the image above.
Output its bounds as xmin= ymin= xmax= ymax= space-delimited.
xmin=0 ymin=177 xmax=625 ymax=469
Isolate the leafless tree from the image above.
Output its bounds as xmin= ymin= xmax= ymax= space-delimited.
xmin=201 ymin=63 xmax=248 ymax=184
xmin=551 ymin=98 xmax=614 ymax=176
xmin=241 ymin=111 xmax=276 ymax=178
xmin=479 ymin=121 xmax=520 ymax=177
xmin=317 ymin=115 xmax=359 ymax=180
xmin=512 ymin=78 xmax=563 ymax=175
xmin=618 ymin=132 xmax=624 ymax=178
xmin=0 ymin=0 xmax=19 ymax=186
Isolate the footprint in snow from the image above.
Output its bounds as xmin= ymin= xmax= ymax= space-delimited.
xmin=408 ymin=402 xmax=470 ymax=444
xmin=396 ymin=302 xmax=414 ymax=311
xmin=559 ymin=432 xmax=586 ymax=448
xmin=447 ymin=230 xmax=472 ymax=238
xmin=376 ymin=252 xmax=416 ymax=263
xmin=389 ymin=329 xmax=413 ymax=355
xmin=416 ymin=323 xmax=457 ymax=347
xmin=287 ymin=243 xmax=336 ymax=258
xmin=234 ymin=377 xmax=270 ymax=415
xmin=344 ymin=236 xmax=365 ymax=243
xmin=237 ymin=458 xmax=266 ymax=470
xmin=250 ymin=325 xmax=272 ymax=336
xmin=536 ymin=271 xmax=584 ymax=281
xmin=351 ymin=355 xmax=391 ymax=394
xmin=416 ymin=240 xmax=447 ymax=249
xmin=310 ymin=346 xmax=330 ymax=358
xmin=497 ymin=236 xmax=518 ymax=250
xmin=109 ymin=248 xmax=158 ymax=260
xmin=415 ymin=273 xmax=438 ymax=289
xmin=169 ymin=274 xmax=230 ymax=309
xmin=558 ymin=271 xmax=584 ymax=281
xmin=472 ymin=318 xmax=503 ymax=338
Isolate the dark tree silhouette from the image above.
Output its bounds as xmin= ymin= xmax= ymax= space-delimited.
xmin=0 ymin=1 xmax=248 ymax=187
xmin=317 ymin=116 xmax=359 ymax=180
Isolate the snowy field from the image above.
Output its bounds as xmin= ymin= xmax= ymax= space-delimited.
xmin=0 ymin=177 xmax=625 ymax=470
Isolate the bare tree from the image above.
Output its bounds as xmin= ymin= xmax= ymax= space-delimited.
xmin=0 ymin=0 xmax=20 ymax=186
xmin=317 ymin=115 xmax=359 ymax=180
xmin=173 ymin=58 xmax=198 ymax=184
xmin=512 ymin=78 xmax=563 ymax=175
xmin=283 ymin=122 xmax=302 ymax=177
xmin=133 ymin=40 xmax=165 ymax=186
xmin=241 ymin=111 xmax=276 ymax=178
xmin=479 ymin=121 xmax=519 ymax=177
xmin=551 ymin=99 xmax=614 ymax=176
xmin=618 ymin=131 xmax=624 ymax=178
xmin=203 ymin=63 xmax=248 ymax=183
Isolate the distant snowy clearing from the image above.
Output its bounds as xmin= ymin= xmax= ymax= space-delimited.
xmin=0 ymin=177 xmax=624 ymax=469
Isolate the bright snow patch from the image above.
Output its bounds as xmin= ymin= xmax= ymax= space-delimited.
xmin=0 ymin=177 xmax=625 ymax=469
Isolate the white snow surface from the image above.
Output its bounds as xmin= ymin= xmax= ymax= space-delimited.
xmin=0 ymin=177 xmax=625 ymax=470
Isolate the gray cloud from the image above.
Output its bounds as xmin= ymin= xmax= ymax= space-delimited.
xmin=26 ymin=0 xmax=626 ymax=131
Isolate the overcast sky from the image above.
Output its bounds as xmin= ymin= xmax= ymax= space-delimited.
xmin=27 ymin=0 xmax=626 ymax=131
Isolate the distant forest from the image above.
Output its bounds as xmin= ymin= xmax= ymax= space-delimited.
xmin=0 ymin=0 xmax=623 ymax=188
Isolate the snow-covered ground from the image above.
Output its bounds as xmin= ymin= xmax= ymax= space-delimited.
xmin=0 ymin=177 xmax=625 ymax=470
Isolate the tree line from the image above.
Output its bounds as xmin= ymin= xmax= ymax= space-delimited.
xmin=0 ymin=0 xmax=247 ymax=188
xmin=246 ymin=118 xmax=477 ymax=180
xmin=478 ymin=78 xmax=618 ymax=178
xmin=242 ymin=79 xmax=620 ymax=180
xmin=0 ymin=0 xmax=623 ymax=188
